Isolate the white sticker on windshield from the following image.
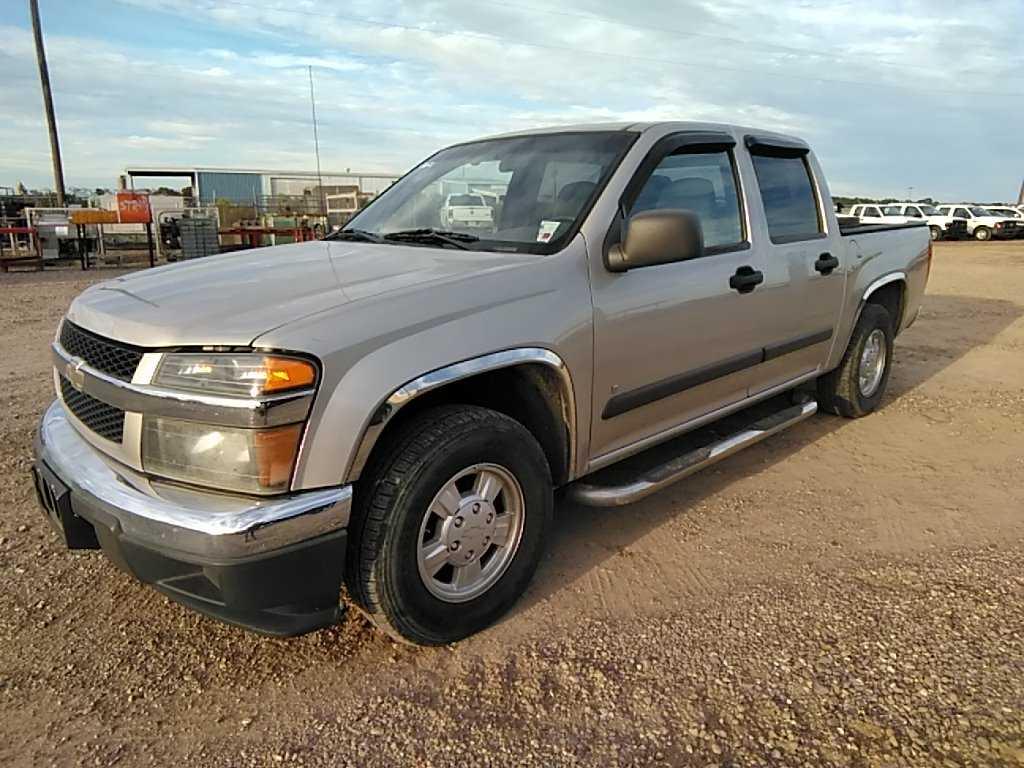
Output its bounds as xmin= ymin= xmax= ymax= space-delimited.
xmin=537 ymin=220 xmax=561 ymax=243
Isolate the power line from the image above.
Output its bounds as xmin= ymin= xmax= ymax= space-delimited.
xmin=110 ymin=0 xmax=1021 ymax=99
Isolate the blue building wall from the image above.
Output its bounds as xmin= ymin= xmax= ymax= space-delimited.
xmin=196 ymin=172 xmax=263 ymax=204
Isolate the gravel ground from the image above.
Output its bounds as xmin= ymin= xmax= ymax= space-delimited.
xmin=1 ymin=241 xmax=1023 ymax=766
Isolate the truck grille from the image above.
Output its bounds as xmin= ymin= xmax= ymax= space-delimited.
xmin=59 ymin=375 xmax=125 ymax=443
xmin=59 ymin=321 xmax=144 ymax=382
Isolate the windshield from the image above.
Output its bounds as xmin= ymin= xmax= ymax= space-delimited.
xmin=970 ymin=206 xmax=993 ymax=217
xmin=919 ymin=205 xmax=940 ymax=215
xmin=993 ymin=208 xmax=1021 ymax=218
xmin=343 ymin=131 xmax=636 ymax=253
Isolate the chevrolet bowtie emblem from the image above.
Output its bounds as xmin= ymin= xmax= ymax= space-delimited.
xmin=66 ymin=357 xmax=87 ymax=391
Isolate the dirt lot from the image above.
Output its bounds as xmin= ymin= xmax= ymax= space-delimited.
xmin=1 ymin=241 xmax=1022 ymax=767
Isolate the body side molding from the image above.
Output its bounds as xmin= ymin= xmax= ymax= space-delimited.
xmin=346 ymin=348 xmax=577 ymax=482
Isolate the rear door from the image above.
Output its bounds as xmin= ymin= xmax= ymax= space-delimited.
xmin=743 ymin=137 xmax=847 ymax=395
xmin=587 ymin=131 xmax=782 ymax=461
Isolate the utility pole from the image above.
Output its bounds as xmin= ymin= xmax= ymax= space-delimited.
xmin=29 ymin=0 xmax=66 ymax=206
xmin=308 ymin=65 xmax=325 ymax=217
xmin=1018 ymin=178 xmax=1023 ymax=206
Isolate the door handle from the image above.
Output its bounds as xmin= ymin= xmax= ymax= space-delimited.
xmin=729 ymin=265 xmax=764 ymax=294
xmin=815 ymin=252 xmax=840 ymax=275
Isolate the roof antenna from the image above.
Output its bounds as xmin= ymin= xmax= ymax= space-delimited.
xmin=308 ymin=65 xmax=326 ymax=219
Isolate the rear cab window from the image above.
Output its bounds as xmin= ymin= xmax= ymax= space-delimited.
xmin=749 ymin=151 xmax=824 ymax=243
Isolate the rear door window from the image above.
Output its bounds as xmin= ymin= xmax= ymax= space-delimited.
xmin=954 ymin=207 xmax=971 ymax=219
xmin=750 ymin=154 xmax=823 ymax=243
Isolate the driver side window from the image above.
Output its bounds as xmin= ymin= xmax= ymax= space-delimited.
xmin=629 ymin=149 xmax=744 ymax=251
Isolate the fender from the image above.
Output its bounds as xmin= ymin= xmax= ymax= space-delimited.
xmin=345 ymin=347 xmax=578 ymax=483
xmin=862 ymin=271 xmax=907 ymax=305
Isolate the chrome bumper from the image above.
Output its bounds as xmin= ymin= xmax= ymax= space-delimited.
xmin=35 ymin=400 xmax=351 ymax=560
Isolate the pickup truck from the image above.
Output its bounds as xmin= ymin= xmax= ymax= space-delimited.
xmin=32 ymin=122 xmax=931 ymax=645
xmin=936 ymin=204 xmax=1023 ymax=241
xmin=848 ymin=203 xmax=967 ymax=242
xmin=439 ymin=193 xmax=494 ymax=231
xmin=983 ymin=205 xmax=1024 ymax=237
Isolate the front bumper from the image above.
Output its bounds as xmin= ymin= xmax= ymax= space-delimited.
xmin=33 ymin=400 xmax=351 ymax=636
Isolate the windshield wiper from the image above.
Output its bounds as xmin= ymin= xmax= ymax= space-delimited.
xmin=383 ymin=228 xmax=479 ymax=250
xmin=326 ymin=228 xmax=387 ymax=244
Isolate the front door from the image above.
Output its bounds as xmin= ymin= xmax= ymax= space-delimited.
xmin=587 ymin=133 xmax=786 ymax=463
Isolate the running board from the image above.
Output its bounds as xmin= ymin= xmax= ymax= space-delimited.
xmin=568 ymin=400 xmax=818 ymax=507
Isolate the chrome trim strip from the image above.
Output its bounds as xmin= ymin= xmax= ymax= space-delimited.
xmin=346 ymin=347 xmax=578 ymax=482
xmin=570 ymin=401 xmax=817 ymax=507
xmin=37 ymin=401 xmax=350 ymax=558
xmin=52 ymin=342 xmax=314 ymax=428
xmin=862 ymin=271 xmax=907 ymax=303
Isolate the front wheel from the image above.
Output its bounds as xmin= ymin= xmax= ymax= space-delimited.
xmin=929 ymin=226 xmax=942 ymax=242
xmin=974 ymin=226 xmax=992 ymax=241
xmin=345 ymin=405 xmax=553 ymax=645
xmin=817 ymin=303 xmax=894 ymax=418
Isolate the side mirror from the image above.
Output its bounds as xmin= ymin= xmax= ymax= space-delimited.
xmin=605 ymin=209 xmax=704 ymax=272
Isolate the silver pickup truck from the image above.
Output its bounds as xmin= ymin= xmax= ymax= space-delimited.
xmin=33 ymin=122 xmax=931 ymax=644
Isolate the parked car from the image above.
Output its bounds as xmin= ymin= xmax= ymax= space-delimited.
xmin=849 ymin=203 xmax=966 ymax=241
xmin=33 ymin=122 xmax=931 ymax=645
xmin=936 ymin=204 xmax=1023 ymax=241
xmin=880 ymin=203 xmax=968 ymax=241
xmin=847 ymin=203 xmax=888 ymax=222
xmin=440 ymin=193 xmax=494 ymax=231
xmin=982 ymin=206 xmax=1024 ymax=238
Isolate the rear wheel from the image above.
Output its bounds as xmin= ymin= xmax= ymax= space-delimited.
xmin=974 ymin=226 xmax=992 ymax=241
xmin=345 ymin=405 xmax=553 ymax=645
xmin=817 ymin=303 xmax=894 ymax=418
xmin=929 ymin=226 xmax=942 ymax=242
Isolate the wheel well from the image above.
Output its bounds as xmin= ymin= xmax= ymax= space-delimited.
xmin=865 ymin=281 xmax=905 ymax=332
xmin=358 ymin=364 xmax=573 ymax=486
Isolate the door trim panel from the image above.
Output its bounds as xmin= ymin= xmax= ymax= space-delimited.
xmin=601 ymin=349 xmax=761 ymax=419
xmin=763 ymin=328 xmax=833 ymax=361
xmin=601 ymin=327 xmax=834 ymax=420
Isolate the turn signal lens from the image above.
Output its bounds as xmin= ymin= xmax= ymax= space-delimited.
xmin=262 ymin=357 xmax=317 ymax=393
xmin=154 ymin=353 xmax=317 ymax=398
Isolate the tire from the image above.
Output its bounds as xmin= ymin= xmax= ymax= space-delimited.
xmin=929 ymin=226 xmax=941 ymax=242
xmin=817 ymin=303 xmax=894 ymax=418
xmin=974 ymin=226 xmax=992 ymax=242
xmin=345 ymin=405 xmax=553 ymax=645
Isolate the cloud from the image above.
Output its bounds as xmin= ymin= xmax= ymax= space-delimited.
xmin=4 ymin=0 xmax=1023 ymax=201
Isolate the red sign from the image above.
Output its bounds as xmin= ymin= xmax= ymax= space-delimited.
xmin=116 ymin=192 xmax=152 ymax=224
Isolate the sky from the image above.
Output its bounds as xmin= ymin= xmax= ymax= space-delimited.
xmin=3 ymin=0 xmax=1022 ymax=201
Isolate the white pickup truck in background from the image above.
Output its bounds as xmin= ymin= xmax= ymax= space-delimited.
xmin=936 ymin=204 xmax=1024 ymax=241
xmin=983 ymin=206 xmax=1024 ymax=238
xmin=440 ymin=193 xmax=495 ymax=231
xmin=848 ymin=203 xmax=966 ymax=241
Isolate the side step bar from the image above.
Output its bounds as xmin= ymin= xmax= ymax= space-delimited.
xmin=569 ymin=400 xmax=818 ymax=507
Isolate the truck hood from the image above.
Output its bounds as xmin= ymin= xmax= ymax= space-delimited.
xmin=66 ymin=241 xmax=535 ymax=347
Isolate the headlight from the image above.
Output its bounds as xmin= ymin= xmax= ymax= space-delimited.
xmin=154 ymin=353 xmax=316 ymax=397
xmin=142 ymin=417 xmax=303 ymax=495
xmin=143 ymin=352 xmax=317 ymax=494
